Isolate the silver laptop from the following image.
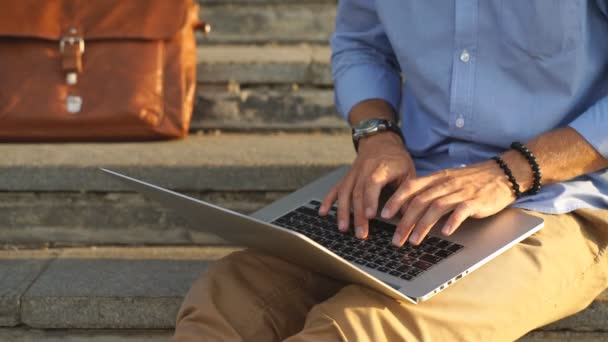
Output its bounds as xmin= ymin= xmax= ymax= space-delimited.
xmin=101 ymin=167 xmax=543 ymax=304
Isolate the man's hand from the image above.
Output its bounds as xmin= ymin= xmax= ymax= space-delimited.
xmin=318 ymin=131 xmax=416 ymax=239
xmin=380 ymin=161 xmax=519 ymax=246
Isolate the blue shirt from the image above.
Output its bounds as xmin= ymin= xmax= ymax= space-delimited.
xmin=330 ymin=0 xmax=608 ymax=214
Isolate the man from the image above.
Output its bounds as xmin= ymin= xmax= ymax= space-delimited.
xmin=174 ymin=1 xmax=608 ymax=341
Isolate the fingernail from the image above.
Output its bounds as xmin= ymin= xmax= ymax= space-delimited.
xmin=356 ymin=227 xmax=365 ymax=238
xmin=392 ymin=232 xmax=402 ymax=246
xmin=338 ymin=221 xmax=347 ymax=231
xmin=366 ymin=208 xmax=375 ymax=218
xmin=442 ymin=225 xmax=451 ymax=235
xmin=381 ymin=208 xmax=390 ymax=219
xmin=409 ymin=232 xmax=419 ymax=244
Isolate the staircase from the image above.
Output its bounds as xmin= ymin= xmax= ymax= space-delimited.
xmin=0 ymin=1 xmax=605 ymax=340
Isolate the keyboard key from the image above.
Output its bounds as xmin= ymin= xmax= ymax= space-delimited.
xmin=420 ymin=254 xmax=443 ymax=264
xmin=352 ymin=251 xmax=364 ymax=258
xmin=386 ymin=261 xmax=399 ymax=269
xmin=397 ymin=265 xmax=414 ymax=273
xmin=309 ymin=200 xmax=322 ymax=207
xmin=413 ymin=260 xmax=433 ymax=270
xmin=408 ymin=268 xmax=423 ymax=276
xmin=399 ymin=256 xmax=417 ymax=265
xmin=400 ymin=274 xmax=413 ymax=281
xmin=436 ymin=240 xmax=451 ymax=249
xmin=355 ymin=258 xmax=367 ymax=265
xmin=377 ymin=267 xmax=389 ymax=273
xmin=421 ymin=245 xmax=440 ymax=254
xmin=447 ymin=244 xmax=464 ymax=252
xmin=426 ymin=236 xmax=441 ymax=245
xmin=409 ymin=250 xmax=424 ymax=259
xmin=389 ymin=270 xmax=402 ymax=277
xmin=370 ymin=219 xmax=395 ymax=231
xmin=366 ymin=262 xmax=379 ymax=269
xmin=435 ymin=249 xmax=453 ymax=258
xmin=296 ymin=206 xmax=321 ymax=217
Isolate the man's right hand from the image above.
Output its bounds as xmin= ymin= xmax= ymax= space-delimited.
xmin=318 ymin=129 xmax=415 ymax=240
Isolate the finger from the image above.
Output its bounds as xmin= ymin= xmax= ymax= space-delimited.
xmin=319 ymin=184 xmax=339 ymax=216
xmin=364 ymin=165 xmax=402 ymax=219
xmin=391 ymin=185 xmax=454 ymax=246
xmin=337 ymin=171 xmax=357 ymax=232
xmin=408 ymin=192 xmax=465 ymax=245
xmin=352 ymin=177 xmax=369 ymax=239
xmin=381 ymin=175 xmax=440 ymax=219
xmin=441 ymin=200 xmax=477 ymax=236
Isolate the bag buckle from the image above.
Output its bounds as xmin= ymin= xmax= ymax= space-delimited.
xmin=59 ymin=33 xmax=85 ymax=85
xmin=59 ymin=36 xmax=85 ymax=54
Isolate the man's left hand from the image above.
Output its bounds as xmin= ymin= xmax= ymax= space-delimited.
xmin=381 ymin=160 xmax=518 ymax=246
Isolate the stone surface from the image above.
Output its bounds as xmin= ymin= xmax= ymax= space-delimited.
xmin=0 ymin=246 xmax=604 ymax=331
xmin=0 ymin=133 xmax=354 ymax=192
xmin=193 ymin=86 xmax=346 ymax=131
xmin=521 ymin=331 xmax=608 ymax=341
xmin=544 ymin=290 xmax=608 ymax=331
xmin=197 ymin=45 xmax=332 ymax=85
xmin=0 ymin=191 xmax=284 ymax=246
xmin=0 ymin=253 xmax=53 ymax=327
xmin=0 ymin=330 xmax=606 ymax=342
xmin=21 ymin=247 xmax=236 ymax=329
xmin=199 ymin=4 xmax=335 ymax=43
xmin=0 ymin=328 xmax=171 ymax=341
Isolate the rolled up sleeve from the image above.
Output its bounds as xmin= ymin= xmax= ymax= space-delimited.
xmin=330 ymin=0 xmax=402 ymax=121
xmin=569 ymin=96 xmax=608 ymax=159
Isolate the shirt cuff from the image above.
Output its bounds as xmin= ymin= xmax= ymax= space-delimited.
xmin=334 ymin=63 xmax=402 ymax=122
xmin=568 ymin=96 xmax=608 ymax=159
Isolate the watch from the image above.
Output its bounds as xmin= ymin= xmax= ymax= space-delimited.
xmin=351 ymin=118 xmax=405 ymax=151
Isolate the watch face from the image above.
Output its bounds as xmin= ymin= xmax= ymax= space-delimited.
xmin=358 ymin=119 xmax=382 ymax=131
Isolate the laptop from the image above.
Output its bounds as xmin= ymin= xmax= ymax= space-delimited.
xmin=101 ymin=167 xmax=543 ymax=304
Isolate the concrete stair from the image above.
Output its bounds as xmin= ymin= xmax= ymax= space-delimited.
xmin=0 ymin=133 xmax=354 ymax=246
xmin=0 ymin=247 xmax=605 ymax=340
xmin=0 ymin=0 xmax=605 ymax=340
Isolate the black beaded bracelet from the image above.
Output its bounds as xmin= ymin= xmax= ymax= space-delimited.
xmin=492 ymin=156 xmax=523 ymax=199
xmin=510 ymin=142 xmax=543 ymax=195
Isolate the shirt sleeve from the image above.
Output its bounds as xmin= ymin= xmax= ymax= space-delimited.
xmin=568 ymin=95 xmax=608 ymax=158
xmin=329 ymin=0 xmax=402 ymax=122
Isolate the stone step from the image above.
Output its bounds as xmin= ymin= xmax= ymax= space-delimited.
xmin=0 ymin=247 xmax=605 ymax=335
xmin=197 ymin=45 xmax=332 ymax=85
xmin=0 ymin=191 xmax=284 ymax=246
xmin=0 ymin=133 xmax=352 ymax=246
xmin=197 ymin=1 xmax=335 ymax=44
xmin=0 ymin=330 xmax=605 ymax=342
xmin=0 ymin=133 xmax=354 ymax=192
xmin=192 ymin=85 xmax=345 ymax=132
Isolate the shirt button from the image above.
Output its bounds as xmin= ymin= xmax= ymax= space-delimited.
xmin=459 ymin=49 xmax=470 ymax=63
xmin=455 ymin=116 xmax=465 ymax=128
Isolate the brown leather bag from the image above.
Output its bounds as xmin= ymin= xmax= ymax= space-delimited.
xmin=0 ymin=0 xmax=204 ymax=141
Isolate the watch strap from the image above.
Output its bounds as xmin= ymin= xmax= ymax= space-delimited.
xmin=352 ymin=120 xmax=405 ymax=152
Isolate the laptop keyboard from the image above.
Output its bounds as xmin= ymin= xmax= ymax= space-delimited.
xmin=271 ymin=200 xmax=464 ymax=281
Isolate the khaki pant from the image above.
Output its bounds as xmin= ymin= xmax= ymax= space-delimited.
xmin=173 ymin=209 xmax=608 ymax=341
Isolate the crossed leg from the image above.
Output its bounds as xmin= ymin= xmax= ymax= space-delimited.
xmin=174 ymin=209 xmax=608 ymax=342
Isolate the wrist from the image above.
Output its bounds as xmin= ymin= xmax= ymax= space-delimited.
xmin=358 ymin=130 xmax=405 ymax=152
xmin=348 ymin=99 xmax=397 ymax=126
xmin=500 ymin=150 xmax=534 ymax=193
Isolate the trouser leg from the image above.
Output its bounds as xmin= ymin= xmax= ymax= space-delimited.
xmin=285 ymin=209 xmax=608 ymax=342
xmin=173 ymin=249 xmax=344 ymax=342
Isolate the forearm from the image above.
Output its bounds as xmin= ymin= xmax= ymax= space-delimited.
xmin=501 ymin=127 xmax=608 ymax=192
xmin=348 ymin=99 xmax=397 ymax=126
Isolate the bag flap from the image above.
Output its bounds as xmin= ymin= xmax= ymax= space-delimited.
xmin=0 ymin=0 xmax=194 ymax=41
